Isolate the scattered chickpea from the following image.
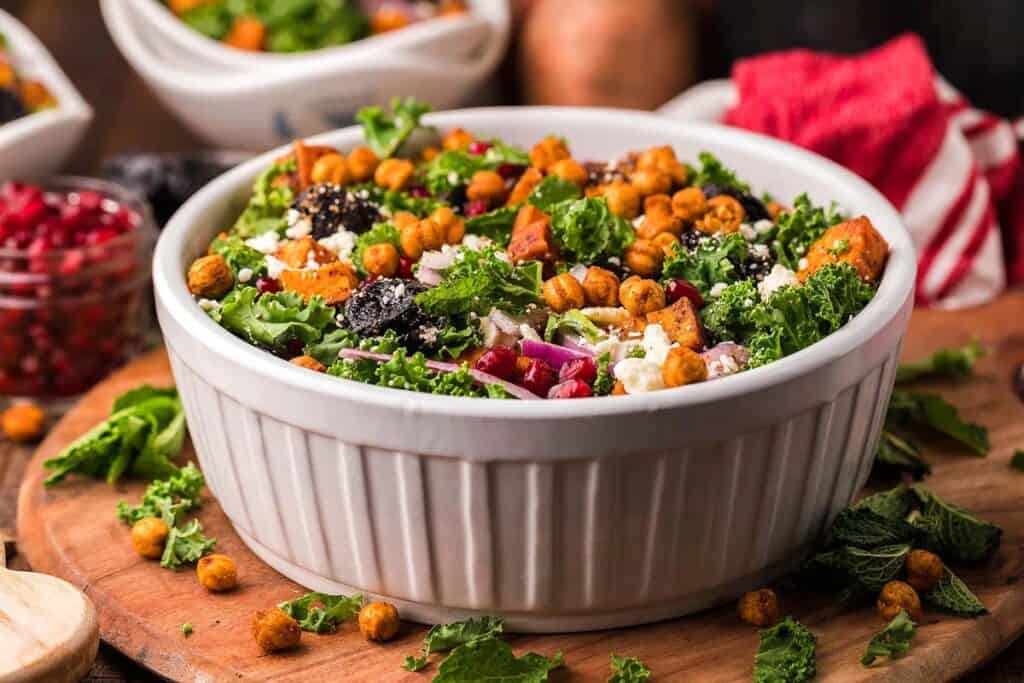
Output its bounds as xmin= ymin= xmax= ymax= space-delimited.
xmin=400 ymin=219 xmax=445 ymax=260
xmin=289 ymin=355 xmax=326 ymax=373
xmin=530 ymin=136 xmax=570 ymax=171
xmin=905 ymin=549 xmax=944 ymax=593
xmin=662 ymin=347 xmax=708 ymax=388
xmin=310 ymin=153 xmax=350 ymax=186
xmin=877 ymin=580 xmax=923 ymax=622
xmin=652 ymin=232 xmax=681 ymax=258
xmin=543 ymin=273 xmax=586 ymax=313
xmin=644 ymin=194 xmax=674 ymax=217
xmin=636 ymin=146 xmax=687 ymax=186
xmin=374 ymin=158 xmax=415 ymax=191
xmin=252 ymin=608 xmax=301 ymax=653
xmin=443 ymin=127 xmax=475 ymax=151
xmin=347 ymin=146 xmax=379 ymax=183
xmin=1 ymin=402 xmax=46 ymax=442
xmin=619 ymin=276 xmax=666 ymax=316
xmin=392 ymin=211 xmax=420 ymax=230
xmin=695 ymin=195 xmax=745 ymax=235
xmin=362 ymin=242 xmax=400 ymax=277
xmin=197 ymin=554 xmax=238 ymax=592
xmin=630 ymin=169 xmax=673 ymax=197
xmin=637 ymin=212 xmax=682 ymax=239
xmin=738 ymin=589 xmax=780 ymax=627
xmin=466 ymin=170 xmax=507 ymax=204
xmin=599 ymin=181 xmax=640 ymax=219
xmin=582 ymin=266 xmax=620 ymax=307
xmin=223 ymin=16 xmax=266 ymax=51
xmin=187 ymin=254 xmax=233 ymax=299
xmin=623 ymin=239 xmax=664 ymax=276
xmin=549 ymin=159 xmax=588 ymax=186
xmin=358 ymin=601 xmax=401 ymax=642
xmin=131 ymin=517 xmax=169 ymax=560
xmin=671 ymin=187 xmax=708 ymax=223
xmin=428 ymin=206 xmax=466 ymax=245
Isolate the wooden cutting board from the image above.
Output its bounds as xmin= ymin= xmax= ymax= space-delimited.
xmin=15 ymin=293 xmax=1024 ymax=682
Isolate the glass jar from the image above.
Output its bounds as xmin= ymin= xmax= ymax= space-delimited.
xmin=0 ymin=177 xmax=158 ymax=402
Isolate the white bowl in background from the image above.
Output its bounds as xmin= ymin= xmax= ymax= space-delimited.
xmin=154 ymin=108 xmax=916 ymax=632
xmin=659 ymin=79 xmax=737 ymax=122
xmin=100 ymin=0 xmax=509 ymax=150
xmin=128 ymin=0 xmax=506 ymax=72
xmin=0 ymin=10 xmax=92 ymax=181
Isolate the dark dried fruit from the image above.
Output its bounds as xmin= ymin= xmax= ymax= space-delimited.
xmin=0 ymin=88 xmax=26 ymax=125
xmin=701 ymin=184 xmax=771 ymax=222
xmin=342 ymin=278 xmax=437 ymax=349
xmin=292 ymin=184 xmax=381 ymax=239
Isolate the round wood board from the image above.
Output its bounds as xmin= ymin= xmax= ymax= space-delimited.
xmin=15 ymin=294 xmax=1024 ymax=682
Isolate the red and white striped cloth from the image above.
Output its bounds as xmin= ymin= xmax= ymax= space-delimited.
xmin=723 ymin=34 xmax=1023 ymax=308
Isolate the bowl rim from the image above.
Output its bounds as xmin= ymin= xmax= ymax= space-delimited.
xmin=0 ymin=9 xmax=93 ymax=146
xmin=154 ymin=106 xmax=917 ymax=421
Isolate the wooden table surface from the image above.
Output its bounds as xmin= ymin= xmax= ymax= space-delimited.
xmin=1 ymin=1 xmax=1023 ymax=680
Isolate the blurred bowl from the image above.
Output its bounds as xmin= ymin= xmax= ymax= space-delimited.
xmin=0 ymin=10 xmax=93 ymax=181
xmin=100 ymin=0 xmax=509 ymax=150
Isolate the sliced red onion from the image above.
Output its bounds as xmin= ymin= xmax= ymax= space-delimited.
xmin=559 ymin=335 xmax=597 ymax=357
xmin=419 ymin=248 xmax=458 ymax=271
xmin=520 ymin=339 xmax=590 ymax=370
xmin=414 ymin=266 xmax=443 ymax=286
xmin=701 ymin=342 xmax=751 ymax=380
xmin=338 ymin=349 xmax=541 ymax=400
xmin=568 ymin=263 xmax=588 ymax=283
xmin=489 ymin=308 xmax=521 ymax=335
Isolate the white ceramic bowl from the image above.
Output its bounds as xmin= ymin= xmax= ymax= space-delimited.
xmin=128 ymin=0 xmax=506 ymax=71
xmin=99 ymin=0 xmax=509 ymax=150
xmin=154 ymin=108 xmax=916 ymax=632
xmin=0 ymin=10 xmax=92 ymax=181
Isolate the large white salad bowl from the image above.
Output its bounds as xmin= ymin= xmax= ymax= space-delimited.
xmin=153 ymin=108 xmax=916 ymax=632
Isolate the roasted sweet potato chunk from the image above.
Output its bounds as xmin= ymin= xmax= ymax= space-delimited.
xmin=507 ymin=205 xmax=558 ymax=263
xmin=274 ymin=236 xmax=337 ymax=269
xmin=507 ymin=167 xmax=544 ymax=206
xmin=799 ymin=216 xmax=889 ymax=283
xmin=646 ymin=296 xmax=703 ymax=350
xmin=280 ymin=262 xmax=359 ymax=305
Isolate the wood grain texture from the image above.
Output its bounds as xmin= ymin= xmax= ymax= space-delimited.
xmin=11 ymin=292 xmax=1024 ymax=681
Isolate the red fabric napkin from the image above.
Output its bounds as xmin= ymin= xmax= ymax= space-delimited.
xmin=724 ymin=34 xmax=1022 ymax=308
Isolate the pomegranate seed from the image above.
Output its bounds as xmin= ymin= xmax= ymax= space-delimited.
xmin=464 ymin=199 xmax=489 ymax=217
xmin=548 ymin=379 xmax=592 ymax=399
xmin=398 ymin=256 xmax=415 ymax=279
xmin=521 ymin=358 xmax=556 ymax=396
xmin=468 ymin=141 xmax=493 ymax=155
xmin=558 ymin=356 xmax=597 ymax=385
xmin=475 ymin=346 xmax=518 ymax=381
xmin=666 ymin=279 xmax=704 ymax=308
xmin=496 ymin=163 xmax=526 ymax=180
xmin=409 ymin=185 xmax=432 ymax=198
xmin=256 ymin=276 xmax=282 ymax=294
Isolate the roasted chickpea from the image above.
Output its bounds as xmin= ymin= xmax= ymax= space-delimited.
xmin=738 ymin=589 xmax=780 ymax=627
xmin=252 ymin=608 xmax=301 ymax=653
xmin=652 ymin=232 xmax=681 ymax=258
xmin=363 ymin=242 xmax=400 ymax=277
xmin=347 ymin=146 xmax=379 ymax=183
xmin=582 ymin=266 xmax=620 ymax=307
xmin=543 ymin=273 xmax=585 ymax=312
xmin=877 ymin=580 xmax=923 ymax=622
xmin=662 ymin=347 xmax=708 ymax=388
xmin=507 ymin=167 xmax=544 ymax=206
xmin=373 ymin=158 xmax=415 ymax=191
xmin=443 ymin=127 xmax=475 ymax=151
xmin=310 ymin=153 xmax=350 ymax=186
xmin=644 ymin=194 xmax=673 ymax=217
xmin=358 ymin=601 xmax=400 ymax=641
xmin=197 ymin=554 xmax=238 ymax=592
xmin=695 ymin=195 xmax=745 ymax=235
xmin=530 ymin=135 xmax=570 ymax=170
xmin=600 ymin=181 xmax=640 ymax=219
xmin=400 ymin=220 xmax=445 ymax=260
xmin=466 ymin=170 xmax=507 ymax=204
xmin=371 ymin=6 xmax=409 ymax=33
xmin=619 ymin=276 xmax=666 ymax=315
xmin=392 ymin=211 xmax=420 ymax=230
xmin=636 ymin=212 xmax=682 ymax=239
xmin=223 ymin=16 xmax=266 ymax=51
xmin=624 ymin=239 xmax=664 ymax=276
xmin=1 ymin=402 xmax=45 ymax=442
xmin=636 ymin=146 xmax=687 ymax=186
xmin=767 ymin=201 xmax=788 ymax=221
xmin=550 ymin=159 xmax=588 ymax=186
xmin=428 ymin=207 xmax=466 ymax=245
xmin=419 ymin=146 xmax=440 ymax=163
xmin=671 ymin=187 xmax=708 ymax=223
xmin=169 ymin=0 xmax=212 ymax=14
xmin=905 ymin=550 xmax=944 ymax=593
xmin=131 ymin=517 xmax=169 ymax=560
xmin=289 ymin=355 xmax=326 ymax=373
xmin=630 ymin=169 xmax=673 ymax=197
xmin=187 ymin=254 xmax=233 ymax=299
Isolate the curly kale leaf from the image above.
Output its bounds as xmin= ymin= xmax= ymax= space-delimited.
xmin=356 ymin=96 xmax=431 ymax=158
xmin=887 ymin=390 xmax=990 ymax=456
xmin=861 ymin=609 xmax=916 ymax=667
xmin=278 ymin=591 xmax=364 ymax=633
xmin=528 ymin=175 xmax=582 ymax=210
xmin=854 ymin=485 xmax=916 ymax=521
xmin=433 ymin=635 xmax=562 ymax=683
xmin=896 ymin=340 xmax=985 ymax=384
xmin=415 ymin=246 xmax=543 ymax=316
xmin=874 ymin=430 xmax=931 ymax=480
xmin=548 ymin=197 xmax=634 ymax=264
xmin=910 ymin=485 xmax=1002 ymax=563
xmin=544 ymin=309 xmax=602 ymax=343
xmin=423 ymin=616 xmax=505 ymax=654
xmin=593 ymin=353 xmax=616 ymax=396
xmin=689 ymin=151 xmax=750 ymax=193
xmin=803 ymin=543 xmax=911 ymax=594
xmin=117 ymin=462 xmax=205 ymax=527
xmin=701 ymin=279 xmax=759 ymax=341
xmin=465 ymin=205 xmax=519 ymax=245
xmin=209 ymin=234 xmax=268 ymax=279
xmin=923 ymin=568 xmax=988 ymax=617
xmin=329 ymin=350 xmax=487 ymax=397
xmin=825 ymin=507 xmax=922 ymax=550
xmin=215 ymin=288 xmax=334 ymax=352
xmin=768 ymin=193 xmax=844 ymax=270
xmin=608 ymin=654 xmax=652 ymax=682
xmin=160 ymin=518 xmax=216 ymax=569
xmin=231 ymin=157 xmax=296 ymax=238
xmin=753 ymin=616 xmax=817 ymax=683
xmin=661 ymin=233 xmax=749 ymax=297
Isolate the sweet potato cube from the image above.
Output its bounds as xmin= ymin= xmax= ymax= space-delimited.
xmin=646 ymin=296 xmax=703 ymax=350
xmin=274 ymin=237 xmax=337 ymax=269
xmin=506 ymin=167 xmax=544 ymax=206
xmin=280 ymin=262 xmax=359 ymax=305
xmin=799 ymin=216 xmax=889 ymax=283
xmin=507 ymin=205 xmax=557 ymax=263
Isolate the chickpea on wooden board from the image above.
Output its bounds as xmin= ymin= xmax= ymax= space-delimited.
xmin=1 ymin=402 xmax=46 ymax=442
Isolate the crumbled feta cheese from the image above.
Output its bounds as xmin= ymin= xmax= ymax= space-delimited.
xmin=245 ymin=230 xmax=281 ymax=255
xmin=318 ymin=228 xmax=357 ymax=262
xmin=796 ymin=245 xmax=806 ymax=255
xmin=751 ymin=244 xmax=770 ymax=259
xmin=632 ymin=216 xmax=645 ymax=228
xmin=754 ymin=219 xmax=774 ymax=235
xmin=197 ymin=298 xmax=221 ymax=312
xmin=607 ymin=256 xmax=621 ymax=267
xmin=709 ymin=282 xmax=728 ymax=298
xmin=519 ymin=324 xmax=542 ymax=342
xmin=265 ymin=255 xmax=287 ymax=278
xmin=798 ymin=257 xmax=809 ymax=271
xmin=285 ymin=216 xmax=312 ymax=240
xmin=304 ymin=251 xmax=321 ymax=270
xmin=706 ymin=353 xmax=742 ymax=380
xmin=758 ymin=264 xmax=800 ymax=300
xmin=447 ymin=171 xmax=459 ymax=185
xmin=237 ymin=268 xmax=254 ymax=283
xmin=642 ymin=324 xmax=674 ymax=366
xmin=739 ymin=223 xmax=756 ymax=241
xmin=614 ymin=358 xmax=666 ymax=394
xmin=461 ymin=234 xmax=492 ymax=251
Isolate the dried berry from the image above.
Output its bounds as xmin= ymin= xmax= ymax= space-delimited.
xmin=476 ymin=347 xmax=517 ymax=380
xmin=341 ymin=278 xmax=436 ymax=349
xmin=548 ymin=379 xmax=592 ymax=399
xmin=558 ymin=357 xmax=597 ymax=385
xmin=291 ymin=184 xmax=381 ymax=239
xmin=0 ymin=89 xmax=26 ymax=125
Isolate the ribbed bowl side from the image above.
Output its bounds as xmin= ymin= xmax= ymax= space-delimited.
xmin=168 ymin=345 xmax=899 ymax=628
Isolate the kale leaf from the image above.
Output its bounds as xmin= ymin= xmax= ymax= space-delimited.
xmin=854 ymin=486 xmax=916 ymax=521
xmin=215 ymin=288 xmax=335 ymax=352
xmin=356 ymin=96 xmax=431 ymax=158
xmin=911 ymin=485 xmax=1002 ymax=563
xmin=209 ymin=233 xmax=268 ymax=279
xmin=701 ymin=279 xmax=759 ymax=341
xmin=825 ymin=507 xmax=921 ymax=550
xmin=329 ymin=350 xmax=487 ymax=397
xmin=887 ymin=390 xmax=989 ymax=456
xmin=861 ymin=609 xmax=916 ymax=667
xmin=415 ymin=246 xmax=543 ymax=316
xmin=528 ymin=175 xmax=582 ymax=210
xmin=768 ymin=194 xmax=844 ymax=271
xmin=303 ymin=327 xmax=360 ymax=366
xmin=874 ymin=430 xmax=931 ymax=480
xmin=160 ymin=518 xmax=216 ymax=569
xmin=895 ymin=341 xmax=984 ymax=383
xmin=804 ymin=543 xmax=911 ymax=594
xmin=424 ymin=616 xmax=505 ymax=654
xmin=231 ymin=157 xmax=295 ymax=238
xmin=753 ymin=616 xmax=817 ymax=683
xmin=923 ymin=568 xmax=987 ymax=617
xmin=433 ymin=635 xmax=562 ymax=683
xmin=465 ymin=205 xmax=519 ymax=245
xmin=689 ymin=151 xmax=750 ymax=193
xmin=548 ymin=197 xmax=634 ymax=264
xmin=402 ymin=655 xmax=429 ymax=672
xmin=661 ymin=233 xmax=748 ymax=297
xmin=593 ymin=352 xmax=616 ymax=396
xmin=608 ymin=654 xmax=652 ymax=682
xmin=117 ymin=462 xmax=205 ymax=527
xmin=544 ymin=309 xmax=602 ymax=342
xmin=278 ymin=591 xmax=364 ymax=633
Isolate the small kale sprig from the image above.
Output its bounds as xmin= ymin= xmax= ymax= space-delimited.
xmin=278 ymin=592 xmax=364 ymax=633
xmin=861 ymin=609 xmax=916 ymax=667
xmin=608 ymin=654 xmax=652 ymax=682
xmin=753 ymin=616 xmax=817 ymax=683
xmin=161 ymin=519 xmax=216 ymax=569
xmin=117 ymin=462 xmax=205 ymax=527
xmin=356 ymin=97 xmax=431 ymax=158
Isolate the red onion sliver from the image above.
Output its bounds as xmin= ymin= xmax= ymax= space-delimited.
xmin=338 ymin=349 xmax=541 ymax=400
xmin=559 ymin=336 xmax=597 ymax=357
xmin=489 ymin=308 xmax=521 ymax=335
xmin=520 ymin=339 xmax=590 ymax=370
xmin=415 ymin=267 xmax=443 ymax=286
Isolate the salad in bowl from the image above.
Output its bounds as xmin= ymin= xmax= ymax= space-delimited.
xmin=185 ymin=99 xmax=889 ymax=401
